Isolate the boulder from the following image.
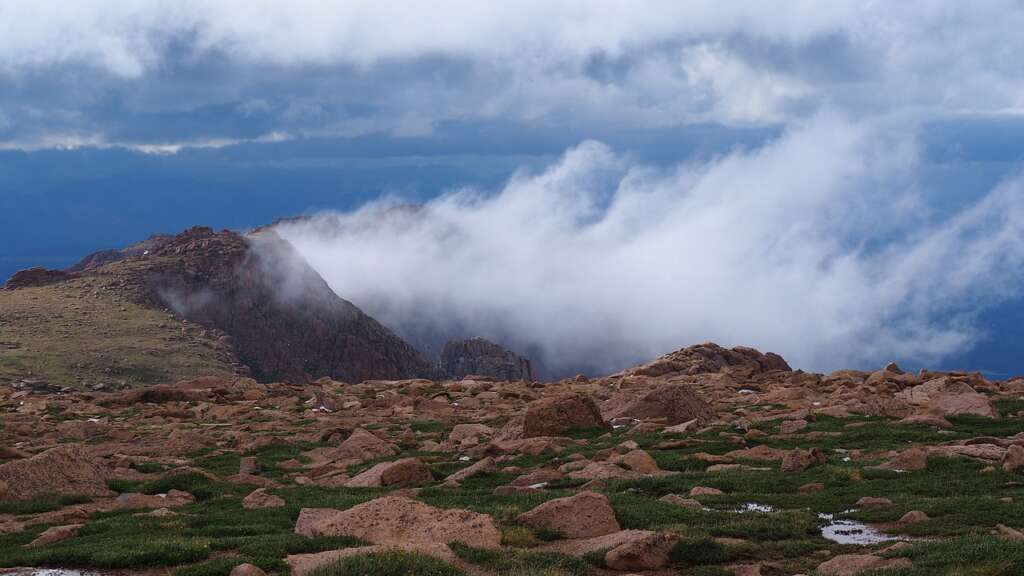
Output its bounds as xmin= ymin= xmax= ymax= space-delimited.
xmin=294 ymin=496 xmax=502 ymax=549
xmin=855 ymin=496 xmax=893 ymax=508
xmin=1003 ymin=444 xmax=1024 ymax=473
xmin=610 ymin=383 xmax=716 ymax=426
xmin=229 ymin=563 xmax=267 ymax=576
xmin=517 ymin=491 xmax=620 ymax=539
xmin=609 ymin=449 xmax=660 ymax=474
xmin=239 ymin=457 xmax=261 ymax=475
xmin=875 ymin=446 xmax=928 ymax=472
xmin=26 ymin=523 xmax=83 ymax=547
xmin=346 ymin=457 xmax=433 ymax=488
xmin=331 ymin=428 xmax=397 ymax=463
xmin=242 ymin=488 xmax=286 ymax=509
xmin=444 ymin=457 xmax=496 ymax=483
xmin=523 ymin=394 xmax=610 ymax=438
xmin=816 ymin=554 xmax=911 ymax=575
xmin=0 ymin=445 xmax=111 ymax=502
xmin=895 ymin=377 xmax=998 ymax=418
xmin=604 ymin=531 xmax=678 ymax=571
xmin=780 ymin=448 xmax=825 ymax=472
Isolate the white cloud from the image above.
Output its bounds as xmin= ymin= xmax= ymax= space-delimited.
xmin=4 ymin=1 xmax=1024 ymax=139
xmin=274 ymin=115 xmax=1024 ymax=375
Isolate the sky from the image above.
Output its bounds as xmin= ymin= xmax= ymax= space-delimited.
xmin=3 ymin=2 xmax=1024 ymax=376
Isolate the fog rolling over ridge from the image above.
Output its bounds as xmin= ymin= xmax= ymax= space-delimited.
xmin=274 ymin=115 xmax=1024 ymax=377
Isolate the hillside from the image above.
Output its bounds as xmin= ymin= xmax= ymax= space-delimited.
xmin=0 ymin=275 xmax=237 ymax=389
xmin=1 ymin=226 xmax=436 ymax=388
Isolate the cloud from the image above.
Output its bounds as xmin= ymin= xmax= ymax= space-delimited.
xmin=4 ymin=2 xmax=1024 ymax=148
xmin=273 ymin=114 xmax=1024 ymax=376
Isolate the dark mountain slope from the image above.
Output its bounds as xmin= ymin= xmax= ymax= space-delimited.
xmin=2 ymin=226 xmax=436 ymax=385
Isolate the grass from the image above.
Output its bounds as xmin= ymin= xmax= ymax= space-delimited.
xmin=0 ymin=477 xmax=369 ymax=572
xmin=450 ymin=543 xmax=589 ymax=576
xmin=0 ymin=493 xmax=91 ymax=515
xmin=878 ymin=535 xmax=1024 ymax=575
xmin=307 ymin=550 xmax=466 ymax=576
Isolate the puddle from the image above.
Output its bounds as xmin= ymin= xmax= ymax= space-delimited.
xmin=818 ymin=512 xmax=903 ymax=545
xmin=735 ymin=502 xmax=776 ymax=514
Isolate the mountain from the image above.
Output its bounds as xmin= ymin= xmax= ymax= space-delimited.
xmin=1 ymin=226 xmax=436 ymax=387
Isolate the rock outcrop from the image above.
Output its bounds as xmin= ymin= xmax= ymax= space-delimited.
xmin=618 ymin=342 xmax=791 ymax=379
xmin=439 ymin=337 xmax=534 ymax=381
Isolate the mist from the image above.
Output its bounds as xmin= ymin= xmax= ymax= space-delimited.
xmin=274 ymin=115 xmax=1024 ymax=376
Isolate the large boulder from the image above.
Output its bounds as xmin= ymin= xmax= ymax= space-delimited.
xmin=523 ymin=394 xmax=610 ymax=438
xmin=294 ymin=496 xmax=502 ymax=549
xmin=610 ymin=383 xmax=716 ymax=426
xmin=0 ymin=445 xmax=111 ymax=502
xmin=895 ymin=377 xmax=998 ymax=418
xmin=517 ymin=491 xmax=620 ymax=539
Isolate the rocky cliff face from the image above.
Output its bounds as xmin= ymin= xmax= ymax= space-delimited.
xmin=137 ymin=227 xmax=437 ymax=383
xmin=439 ymin=337 xmax=534 ymax=381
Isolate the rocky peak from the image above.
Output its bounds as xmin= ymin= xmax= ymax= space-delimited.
xmin=439 ymin=337 xmax=534 ymax=381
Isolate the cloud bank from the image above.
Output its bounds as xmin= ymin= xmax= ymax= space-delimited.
xmin=275 ymin=115 xmax=1024 ymax=375
xmin=4 ymin=2 xmax=1024 ymax=148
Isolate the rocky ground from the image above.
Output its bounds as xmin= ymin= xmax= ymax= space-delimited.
xmin=2 ymin=343 xmax=1024 ymax=576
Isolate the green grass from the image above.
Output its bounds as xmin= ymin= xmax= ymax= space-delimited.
xmin=878 ymin=535 xmax=1024 ymax=575
xmin=307 ymin=550 xmax=466 ymax=576
xmin=450 ymin=543 xmax=589 ymax=576
xmin=0 ymin=493 xmax=91 ymax=515
xmin=0 ymin=482 xmax=369 ymax=572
